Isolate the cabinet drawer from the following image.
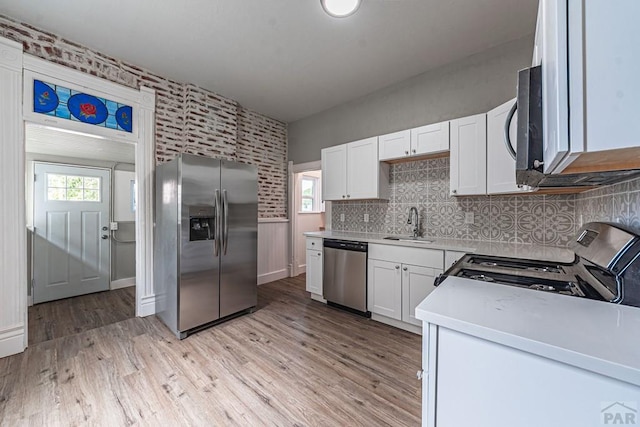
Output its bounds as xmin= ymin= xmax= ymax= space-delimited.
xmin=306 ymin=237 xmax=323 ymax=250
xmin=369 ymin=244 xmax=443 ymax=269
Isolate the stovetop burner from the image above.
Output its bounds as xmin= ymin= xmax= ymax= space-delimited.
xmin=457 ymin=268 xmax=584 ymax=296
xmin=468 ymin=256 xmax=565 ymax=274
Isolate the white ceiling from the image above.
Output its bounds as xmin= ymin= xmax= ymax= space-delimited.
xmin=1 ymin=0 xmax=538 ymax=122
xmin=26 ymin=124 xmax=135 ymax=164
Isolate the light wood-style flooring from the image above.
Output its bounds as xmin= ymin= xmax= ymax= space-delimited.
xmin=28 ymin=286 xmax=136 ymax=345
xmin=1 ymin=276 xmax=422 ymax=426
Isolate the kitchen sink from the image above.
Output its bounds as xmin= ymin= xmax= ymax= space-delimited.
xmin=383 ymin=236 xmax=434 ymax=244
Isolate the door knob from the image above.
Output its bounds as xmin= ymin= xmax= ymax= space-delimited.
xmin=101 ymin=235 xmax=109 ymax=240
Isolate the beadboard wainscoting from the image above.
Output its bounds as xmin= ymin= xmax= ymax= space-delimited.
xmin=332 ymin=157 xmax=579 ymax=246
xmin=258 ymin=219 xmax=290 ymax=285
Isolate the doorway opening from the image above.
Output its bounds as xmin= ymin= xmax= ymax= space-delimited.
xmin=26 ymin=123 xmax=136 ymax=344
xmin=290 ymin=163 xmax=326 ymax=278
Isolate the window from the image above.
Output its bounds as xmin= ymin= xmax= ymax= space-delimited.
xmin=300 ymin=175 xmax=323 ymax=213
xmin=47 ymin=174 xmax=101 ymax=202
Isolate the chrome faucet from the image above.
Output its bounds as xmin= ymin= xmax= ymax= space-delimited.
xmin=407 ymin=207 xmax=420 ymax=237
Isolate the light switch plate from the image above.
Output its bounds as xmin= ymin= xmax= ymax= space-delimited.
xmin=340 ymin=213 xmax=345 ymax=222
xmin=364 ymin=213 xmax=369 ymax=223
xmin=464 ymin=212 xmax=474 ymax=224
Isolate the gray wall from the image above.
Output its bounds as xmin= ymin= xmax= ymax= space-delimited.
xmin=288 ymin=34 xmax=534 ymax=164
xmin=26 ymin=154 xmax=136 ymax=291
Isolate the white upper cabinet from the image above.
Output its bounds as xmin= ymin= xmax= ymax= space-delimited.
xmin=378 ymin=130 xmax=411 ymax=161
xmin=539 ymin=0 xmax=640 ymax=174
xmin=487 ymin=99 xmax=530 ymax=194
xmin=411 ymin=121 xmax=450 ymax=156
xmin=322 ymin=137 xmax=390 ymax=201
xmin=450 ymin=114 xmax=487 ymax=196
xmin=321 ymin=144 xmax=347 ymax=201
xmin=378 ymin=122 xmax=450 ymax=161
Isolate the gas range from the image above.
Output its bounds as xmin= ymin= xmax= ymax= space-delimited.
xmin=435 ymin=222 xmax=640 ymax=307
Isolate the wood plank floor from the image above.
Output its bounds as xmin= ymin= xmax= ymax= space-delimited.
xmin=28 ymin=287 xmax=136 ymax=346
xmin=1 ymin=276 xmax=422 ymax=426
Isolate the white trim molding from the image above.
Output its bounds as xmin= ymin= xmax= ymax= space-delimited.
xmin=110 ymin=277 xmax=136 ymax=290
xmin=0 ymin=37 xmax=27 ymax=358
xmin=0 ymin=36 xmax=157 ymax=358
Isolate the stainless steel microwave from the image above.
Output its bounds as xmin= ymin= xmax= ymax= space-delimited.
xmin=506 ymin=65 xmax=640 ymax=188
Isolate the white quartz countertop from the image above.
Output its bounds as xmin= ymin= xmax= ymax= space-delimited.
xmin=304 ymin=230 xmax=575 ymax=263
xmin=416 ymin=277 xmax=640 ymax=387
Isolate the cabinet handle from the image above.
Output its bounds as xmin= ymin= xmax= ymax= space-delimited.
xmin=403 ymin=266 xmax=408 ymax=271
xmin=342 ymin=195 xmax=346 ymax=198
xmin=347 ymin=194 xmax=350 ymax=198
xmin=405 ymin=150 xmax=409 ymax=155
xmin=311 ymin=242 xmax=315 ymax=245
xmin=395 ymin=265 xmax=400 ymax=269
xmin=318 ymin=252 xmax=321 ymax=256
xmin=412 ymin=149 xmax=416 ymax=154
xmin=452 ymin=189 xmax=457 ymax=194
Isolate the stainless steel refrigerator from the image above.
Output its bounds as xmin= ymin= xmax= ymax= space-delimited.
xmin=154 ymin=154 xmax=258 ymax=339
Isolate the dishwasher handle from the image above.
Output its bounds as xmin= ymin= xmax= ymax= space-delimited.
xmin=323 ymin=239 xmax=368 ymax=252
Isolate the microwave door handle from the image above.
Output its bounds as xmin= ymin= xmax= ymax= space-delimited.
xmin=504 ymin=102 xmax=518 ymax=160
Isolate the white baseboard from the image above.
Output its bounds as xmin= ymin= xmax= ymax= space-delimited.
xmin=137 ymin=294 xmax=156 ymax=317
xmin=0 ymin=325 xmax=26 ymax=358
xmin=258 ymin=269 xmax=289 ymax=285
xmin=111 ymin=277 xmax=136 ymax=290
xmin=371 ymin=313 xmax=422 ymax=335
xmin=310 ymin=293 xmax=326 ymax=303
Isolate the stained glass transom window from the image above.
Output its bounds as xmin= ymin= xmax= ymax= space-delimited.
xmin=47 ymin=174 xmax=101 ymax=202
xmin=33 ymin=80 xmax=133 ymax=133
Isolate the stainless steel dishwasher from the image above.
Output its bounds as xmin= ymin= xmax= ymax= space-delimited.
xmin=323 ymin=239 xmax=369 ymax=316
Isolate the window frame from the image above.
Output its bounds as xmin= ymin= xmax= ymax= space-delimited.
xmin=299 ymin=175 xmax=324 ymax=213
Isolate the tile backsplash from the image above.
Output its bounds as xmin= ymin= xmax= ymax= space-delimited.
xmin=575 ymin=177 xmax=640 ymax=233
xmin=331 ymin=157 xmax=579 ymax=246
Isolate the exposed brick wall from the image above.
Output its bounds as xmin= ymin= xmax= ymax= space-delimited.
xmin=0 ymin=15 xmax=288 ymax=218
xmin=237 ymin=108 xmax=288 ymax=218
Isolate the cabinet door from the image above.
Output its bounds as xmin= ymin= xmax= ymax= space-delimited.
xmin=378 ymin=130 xmax=411 ymax=161
xmin=321 ymin=145 xmax=347 ymax=200
xmin=347 ymin=137 xmax=379 ymax=199
xmin=450 ymin=114 xmax=487 ymax=196
xmin=402 ymin=265 xmax=440 ymax=327
xmin=368 ymin=259 xmax=402 ymax=320
xmin=487 ymin=99 xmax=522 ymax=194
xmin=411 ymin=121 xmax=449 ymax=156
xmin=305 ymin=249 xmax=322 ymax=295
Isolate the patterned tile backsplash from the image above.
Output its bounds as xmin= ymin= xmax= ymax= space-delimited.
xmin=575 ymin=176 xmax=640 ymax=233
xmin=331 ymin=157 xmax=579 ymax=246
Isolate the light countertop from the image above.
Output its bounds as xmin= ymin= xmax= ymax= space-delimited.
xmin=416 ymin=277 xmax=640 ymax=387
xmin=304 ymin=230 xmax=575 ymax=263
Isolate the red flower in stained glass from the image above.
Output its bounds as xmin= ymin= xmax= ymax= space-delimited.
xmin=80 ymin=103 xmax=97 ymax=119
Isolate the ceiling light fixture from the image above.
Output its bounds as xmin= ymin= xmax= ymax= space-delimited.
xmin=321 ymin=0 xmax=361 ymax=18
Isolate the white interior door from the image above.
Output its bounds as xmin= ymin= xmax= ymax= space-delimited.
xmin=33 ymin=163 xmax=110 ymax=303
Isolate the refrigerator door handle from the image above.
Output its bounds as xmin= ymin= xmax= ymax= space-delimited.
xmin=214 ymin=189 xmax=221 ymax=257
xmin=222 ymin=189 xmax=229 ymax=255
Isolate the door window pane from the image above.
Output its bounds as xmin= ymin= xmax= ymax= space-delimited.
xmin=46 ymin=173 xmax=101 ymax=202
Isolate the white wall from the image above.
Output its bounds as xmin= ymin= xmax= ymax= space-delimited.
xmin=288 ymin=35 xmax=534 ymax=163
xmin=257 ymin=219 xmax=289 ymax=285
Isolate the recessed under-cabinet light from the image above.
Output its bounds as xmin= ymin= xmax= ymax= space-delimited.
xmin=321 ymin=0 xmax=361 ymax=18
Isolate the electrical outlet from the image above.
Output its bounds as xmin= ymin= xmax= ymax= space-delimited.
xmin=364 ymin=213 xmax=369 ymax=223
xmin=110 ymin=222 xmax=119 ymax=231
xmin=340 ymin=213 xmax=345 ymax=222
xmin=464 ymin=212 xmax=474 ymax=224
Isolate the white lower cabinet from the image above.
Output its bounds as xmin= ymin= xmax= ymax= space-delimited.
xmin=401 ymin=265 xmax=438 ymax=327
xmin=305 ymin=248 xmax=323 ymax=295
xmin=368 ymin=259 xmax=402 ymax=320
xmin=421 ymin=325 xmax=639 ymax=427
xmin=368 ymin=244 xmax=443 ymax=330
